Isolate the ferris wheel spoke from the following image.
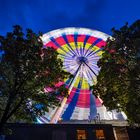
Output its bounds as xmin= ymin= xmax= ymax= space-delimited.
xmin=66 ymin=45 xmax=77 ymax=56
xmin=83 ymin=68 xmax=91 ymax=83
xmin=67 ymin=63 xmax=82 ymax=88
xmin=75 ymin=46 xmax=80 ymax=56
xmin=58 ymin=54 xmax=66 ymax=60
xmin=86 ymin=68 xmax=94 ymax=80
xmin=62 ymin=33 xmax=78 ymax=56
xmin=91 ymin=63 xmax=100 ymax=69
xmin=84 ymin=38 xmax=102 ymax=57
xmin=64 ymin=65 xmax=79 ymax=73
xmin=82 ymin=35 xmax=90 ymax=56
xmin=64 ymin=63 xmax=78 ymax=67
xmin=58 ymin=53 xmax=66 ymax=57
xmin=87 ymin=58 xmax=99 ymax=63
xmin=86 ymin=48 xmax=103 ymax=58
xmin=83 ymin=62 xmax=97 ymax=77
xmin=83 ymin=64 xmax=96 ymax=85
xmin=87 ymin=54 xmax=100 ymax=60
xmin=50 ymin=37 xmax=68 ymax=54
xmin=74 ymin=33 xmax=81 ymax=56
xmin=87 ymin=58 xmax=99 ymax=62
xmin=86 ymin=70 xmax=95 ymax=85
xmin=77 ymin=45 xmax=83 ymax=56
xmin=50 ymin=37 xmax=74 ymax=58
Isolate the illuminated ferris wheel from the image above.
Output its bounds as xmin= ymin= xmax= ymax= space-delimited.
xmin=38 ymin=28 xmax=126 ymax=123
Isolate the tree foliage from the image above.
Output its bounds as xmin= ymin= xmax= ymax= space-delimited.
xmin=93 ymin=20 xmax=140 ymax=125
xmin=0 ymin=25 xmax=69 ymax=133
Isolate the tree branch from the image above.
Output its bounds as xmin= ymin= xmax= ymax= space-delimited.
xmin=6 ymin=99 xmax=24 ymax=121
xmin=15 ymin=72 xmax=32 ymax=94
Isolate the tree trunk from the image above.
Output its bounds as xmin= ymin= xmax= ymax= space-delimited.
xmin=0 ymin=119 xmax=7 ymax=135
xmin=0 ymin=98 xmax=11 ymax=135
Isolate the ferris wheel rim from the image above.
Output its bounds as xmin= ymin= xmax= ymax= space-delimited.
xmin=41 ymin=27 xmax=110 ymax=88
xmin=41 ymin=27 xmax=110 ymax=45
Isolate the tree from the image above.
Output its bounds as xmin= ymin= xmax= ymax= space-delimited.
xmin=93 ymin=20 xmax=140 ymax=125
xmin=0 ymin=25 xmax=69 ymax=134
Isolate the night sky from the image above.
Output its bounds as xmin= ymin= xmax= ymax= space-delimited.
xmin=0 ymin=0 xmax=140 ymax=36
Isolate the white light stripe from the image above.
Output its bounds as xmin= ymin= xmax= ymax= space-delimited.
xmin=41 ymin=28 xmax=110 ymax=45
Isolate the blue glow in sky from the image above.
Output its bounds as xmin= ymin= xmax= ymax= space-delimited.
xmin=0 ymin=0 xmax=140 ymax=35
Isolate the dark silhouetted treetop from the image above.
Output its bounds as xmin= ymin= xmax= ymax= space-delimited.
xmin=0 ymin=25 xmax=70 ymax=134
xmin=93 ymin=20 xmax=140 ymax=125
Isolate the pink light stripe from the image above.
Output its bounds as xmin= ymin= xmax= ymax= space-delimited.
xmin=76 ymin=92 xmax=90 ymax=108
xmin=45 ymin=42 xmax=58 ymax=49
xmin=77 ymin=35 xmax=86 ymax=42
xmin=45 ymin=35 xmax=106 ymax=51
xmin=55 ymin=81 xmax=64 ymax=87
xmin=95 ymin=97 xmax=103 ymax=107
xmin=66 ymin=88 xmax=77 ymax=103
xmin=87 ymin=36 xmax=97 ymax=44
xmin=55 ymin=36 xmax=66 ymax=46
xmin=96 ymin=40 xmax=106 ymax=48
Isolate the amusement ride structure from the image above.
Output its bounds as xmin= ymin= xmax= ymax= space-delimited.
xmin=37 ymin=28 xmax=127 ymax=124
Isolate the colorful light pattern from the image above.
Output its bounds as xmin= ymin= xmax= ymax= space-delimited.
xmin=38 ymin=28 xmax=127 ymax=123
xmin=40 ymin=28 xmax=110 ymax=122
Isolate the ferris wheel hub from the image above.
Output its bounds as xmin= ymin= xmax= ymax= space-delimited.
xmin=77 ymin=56 xmax=88 ymax=64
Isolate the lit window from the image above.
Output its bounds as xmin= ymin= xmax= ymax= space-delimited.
xmin=77 ymin=130 xmax=87 ymax=140
xmin=96 ymin=129 xmax=105 ymax=140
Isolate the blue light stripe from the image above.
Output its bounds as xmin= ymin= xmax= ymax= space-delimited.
xmin=65 ymin=78 xmax=71 ymax=86
xmin=82 ymin=35 xmax=90 ymax=56
xmin=50 ymin=37 xmax=71 ymax=55
xmin=74 ymin=32 xmax=78 ymax=46
xmin=74 ymin=33 xmax=80 ymax=56
xmin=89 ymin=93 xmax=97 ymax=120
xmin=62 ymin=79 xmax=82 ymax=120
xmin=62 ymin=33 xmax=77 ymax=56
xmin=84 ymin=38 xmax=102 ymax=56
xmin=87 ymin=47 xmax=103 ymax=57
